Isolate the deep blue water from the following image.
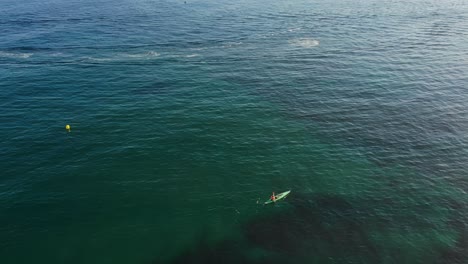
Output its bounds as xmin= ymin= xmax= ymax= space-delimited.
xmin=1 ymin=0 xmax=468 ymax=263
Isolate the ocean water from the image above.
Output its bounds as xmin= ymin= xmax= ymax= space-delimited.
xmin=1 ymin=0 xmax=468 ymax=263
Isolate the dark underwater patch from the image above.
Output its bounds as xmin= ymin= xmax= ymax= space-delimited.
xmin=167 ymin=192 xmax=465 ymax=264
xmin=168 ymin=239 xmax=249 ymax=264
xmin=436 ymin=199 xmax=468 ymax=264
xmin=243 ymin=193 xmax=380 ymax=263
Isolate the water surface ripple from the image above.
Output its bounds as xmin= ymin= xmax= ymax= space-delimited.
xmin=1 ymin=0 xmax=468 ymax=263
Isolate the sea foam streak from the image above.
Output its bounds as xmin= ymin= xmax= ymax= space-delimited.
xmin=84 ymin=51 xmax=160 ymax=62
xmin=290 ymin=38 xmax=320 ymax=48
xmin=125 ymin=51 xmax=160 ymax=58
xmin=0 ymin=51 xmax=33 ymax=58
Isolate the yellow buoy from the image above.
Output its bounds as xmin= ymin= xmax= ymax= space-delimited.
xmin=65 ymin=124 xmax=71 ymax=132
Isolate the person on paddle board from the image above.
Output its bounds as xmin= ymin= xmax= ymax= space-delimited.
xmin=270 ymin=192 xmax=276 ymax=202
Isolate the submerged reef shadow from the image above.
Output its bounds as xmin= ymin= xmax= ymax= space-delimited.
xmin=167 ymin=192 xmax=467 ymax=264
xmin=244 ymin=193 xmax=380 ymax=262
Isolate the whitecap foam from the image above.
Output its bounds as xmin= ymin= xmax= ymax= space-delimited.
xmin=49 ymin=52 xmax=64 ymax=57
xmin=0 ymin=51 xmax=33 ymax=58
xmin=125 ymin=51 xmax=160 ymax=58
xmin=84 ymin=56 xmax=115 ymax=62
xmin=83 ymin=51 xmax=160 ymax=62
xmin=167 ymin=53 xmax=201 ymax=58
xmin=290 ymin=38 xmax=320 ymax=48
xmin=190 ymin=47 xmax=207 ymax=51
xmin=221 ymin=41 xmax=243 ymax=48
xmin=287 ymin=27 xmax=302 ymax=32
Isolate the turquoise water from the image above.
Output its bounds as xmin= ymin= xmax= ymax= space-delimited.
xmin=1 ymin=0 xmax=468 ymax=263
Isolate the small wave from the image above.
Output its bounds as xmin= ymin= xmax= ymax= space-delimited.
xmin=290 ymin=38 xmax=320 ymax=48
xmin=190 ymin=47 xmax=207 ymax=51
xmin=84 ymin=56 xmax=115 ymax=62
xmin=222 ymin=41 xmax=243 ymax=48
xmin=0 ymin=51 xmax=33 ymax=58
xmin=288 ymin=27 xmax=302 ymax=32
xmin=167 ymin=53 xmax=201 ymax=58
xmin=83 ymin=51 xmax=160 ymax=62
xmin=125 ymin=51 xmax=160 ymax=58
